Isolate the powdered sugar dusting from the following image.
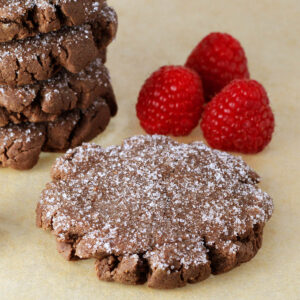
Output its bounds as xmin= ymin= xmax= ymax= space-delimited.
xmin=0 ymin=58 xmax=109 ymax=114
xmin=100 ymin=2 xmax=117 ymax=24
xmin=39 ymin=135 xmax=273 ymax=271
xmin=0 ymin=122 xmax=43 ymax=148
xmin=0 ymin=0 xmax=103 ymax=19
xmin=0 ymin=25 xmax=93 ymax=64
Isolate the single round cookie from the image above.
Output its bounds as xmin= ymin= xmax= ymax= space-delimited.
xmin=0 ymin=98 xmax=111 ymax=170
xmin=36 ymin=135 xmax=273 ymax=289
xmin=0 ymin=58 xmax=117 ymax=126
xmin=0 ymin=4 xmax=117 ymax=86
xmin=0 ymin=0 xmax=108 ymax=43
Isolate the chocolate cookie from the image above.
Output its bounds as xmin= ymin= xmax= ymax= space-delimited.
xmin=0 ymin=98 xmax=111 ymax=170
xmin=0 ymin=0 xmax=108 ymax=43
xmin=0 ymin=4 xmax=117 ymax=86
xmin=42 ymin=98 xmax=111 ymax=152
xmin=0 ymin=123 xmax=45 ymax=170
xmin=0 ymin=58 xmax=117 ymax=126
xmin=36 ymin=135 xmax=273 ymax=289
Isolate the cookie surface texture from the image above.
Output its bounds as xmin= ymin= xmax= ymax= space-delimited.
xmin=0 ymin=122 xmax=45 ymax=170
xmin=36 ymin=135 xmax=273 ymax=289
xmin=0 ymin=98 xmax=111 ymax=170
xmin=0 ymin=58 xmax=116 ymax=125
xmin=0 ymin=0 xmax=117 ymax=43
xmin=0 ymin=3 xmax=117 ymax=86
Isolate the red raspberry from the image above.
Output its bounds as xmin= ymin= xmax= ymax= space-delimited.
xmin=136 ymin=66 xmax=204 ymax=136
xmin=186 ymin=32 xmax=250 ymax=101
xmin=201 ymin=79 xmax=275 ymax=153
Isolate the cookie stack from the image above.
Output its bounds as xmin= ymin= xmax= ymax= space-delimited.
xmin=0 ymin=0 xmax=118 ymax=170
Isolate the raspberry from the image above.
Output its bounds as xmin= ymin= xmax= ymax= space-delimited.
xmin=201 ymin=79 xmax=275 ymax=153
xmin=136 ymin=66 xmax=204 ymax=136
xmin=186 ymin=32 xmax=250 ymax=101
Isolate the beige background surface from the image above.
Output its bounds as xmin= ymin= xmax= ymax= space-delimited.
xmin=0 ymin=0 xmax=300 ymax=299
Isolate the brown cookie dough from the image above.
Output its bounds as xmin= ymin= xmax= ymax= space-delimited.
xmin=90 ymin=3 xmax=118 ymax=49
xmin=0 ymin=4 xmax=117 ymax=86
xmin=0 ymin=123 xmax=45 ymax=170
xmin=36 ymin=135 xmax=273 ymax=289
xmin=0 ymin=0 xmax=108 ymax=43
xmin=0 ymin=98 xmax=111 ymax=170
xmin=0 ymin=58 xmax=117 ymax=126
xmin=43 ymin=97 xmax=111 ymax=152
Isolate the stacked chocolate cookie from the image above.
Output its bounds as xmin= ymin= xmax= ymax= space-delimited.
xmin=0 ymin=0 xmax=118 ymax=170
